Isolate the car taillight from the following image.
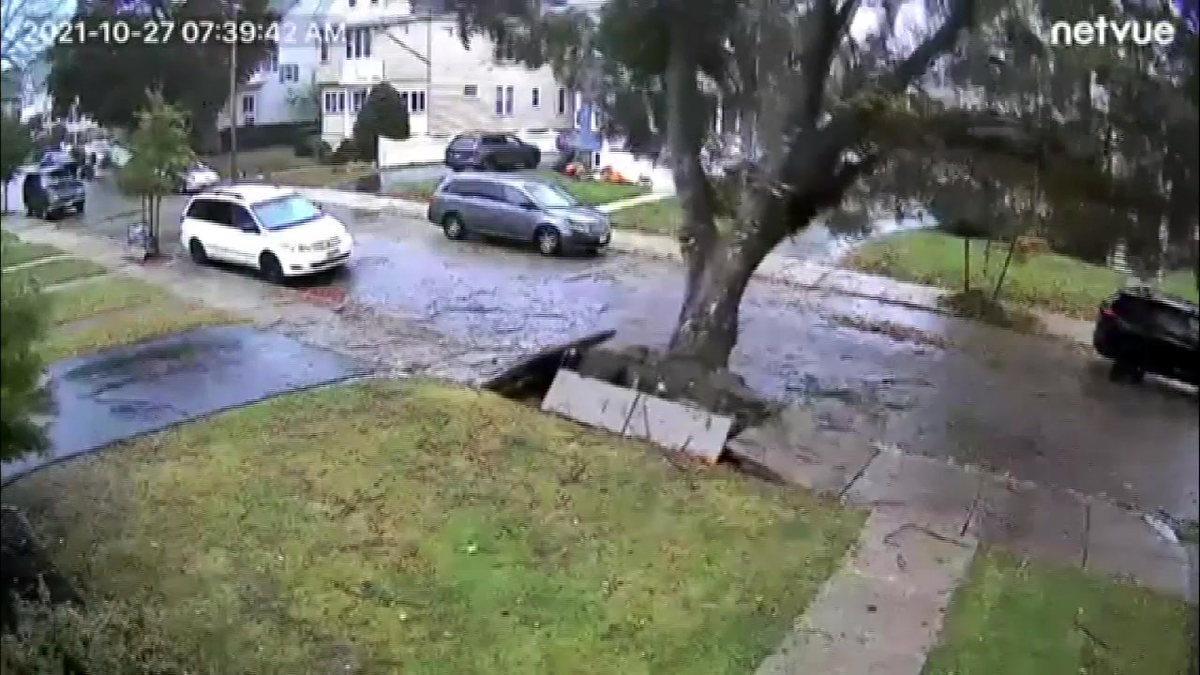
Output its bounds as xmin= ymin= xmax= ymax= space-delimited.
xmin=1101 ymin=307 xmax=1117 ymax=319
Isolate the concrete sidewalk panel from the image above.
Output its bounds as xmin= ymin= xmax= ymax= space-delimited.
xmin=541 ymin=369 xmax=731 ymax=462
xmin=756 ymin=509 xmax=977 ymax=675
xmin=541 ymin=369 xmax=639 ymax=433
xmin=1085 ymin=499 xmax=1191 ymax=599
xmin=725 ymin=406 xmax=877 ymax=494
xmin=969 ymin=478 xmax=1088 ymax=568
xmin=844 ymin=450 xmax=981 ymax=538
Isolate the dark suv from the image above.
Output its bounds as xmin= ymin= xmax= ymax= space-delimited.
xmin=1093 ymin=286 xmax=1199 ymax=385
xmin=22 ymin=164 xmax=86 ymax=220
xmin=444 ymin=133 xmax=541 ymax=171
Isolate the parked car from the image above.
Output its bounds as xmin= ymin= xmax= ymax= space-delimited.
xmin=22 ymin=163 xmax=86 ymax=220
xmin=444 ymin=133 xmax=541 ymax=171
xmin=1093 ymin=286 xmax=1199 ymax=385
xmin=176 ymin=162 xmax=222 ymax=193
xmin=426 ymin=172 xmax=610 ymax=256
xmin=180 ymin=185 xmax=353 ymax=282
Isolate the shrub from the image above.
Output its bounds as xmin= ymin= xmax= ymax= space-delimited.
xmin=351 ymin=83 xmax=410 ymax=163
xmin=0 ymin=261 xmax=50 ymax=463
xmin=329 ymin=139 xmax=358 ymax=165
xmin=0 ymin=596 xmax=238 ymax=674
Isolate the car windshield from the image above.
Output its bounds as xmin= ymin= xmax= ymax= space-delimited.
xmin=525 ymin=182 xmax=578 ymax=208
xmin=252 ymin=195 xmax=321 ymax=230
xmin=47 ymin=167 xmax=73 ymax=181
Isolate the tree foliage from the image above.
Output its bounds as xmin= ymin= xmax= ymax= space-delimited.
xmin=48 ymin=0 xmax=277 ymax=146
xmin=351 ymin=82 xmax=410 ymax=162
xmin=0 ymin=115 xmax=32 ymax=213
xmin=1 ymin=0 xmax=73 ymax=70
xmin=0 ymin=257 xmax=49 ymax=463
xmin=117 ymin=91 xmax=196 ymax=257
xmin=450 ymin=0 xmax=1197 ymax=370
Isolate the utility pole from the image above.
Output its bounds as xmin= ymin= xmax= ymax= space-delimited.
xmin=426 ymin=10 xmax=432 ymax=132
xmin=228 ymin=2 xmax=240 ymax=180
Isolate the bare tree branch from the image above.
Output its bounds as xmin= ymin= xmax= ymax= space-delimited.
xmin=797 ymin=0 xmax=861 ymax=129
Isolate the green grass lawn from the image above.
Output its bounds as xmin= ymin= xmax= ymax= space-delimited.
xmin=1 ymin=239 xmax=64 ymax=267
xmin=386 ymin=170 xmax=649 ymax=207
xmin=42 ymin=280 xmax=243 ymax=362
xmin=608 ymin=197 xmax=687 ymax=237
xmin=2 ymin=257 xmax=108 ymax=289
xmin=0 ymin=235 xmax=244 ymax=361
xmin=923 ymin=548 xmax=1194 ymax=675
xmin=846 ymin=231 xmax=1200 ymax=319
xmin=4 ymin=381 xmax=864 ymax=674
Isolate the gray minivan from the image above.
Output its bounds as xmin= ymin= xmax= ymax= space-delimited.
xmin=426 ymin=172 xmax=611 ymax=256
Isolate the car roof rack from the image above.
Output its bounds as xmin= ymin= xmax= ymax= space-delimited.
xmin=206 ymin=188 xmax=245 ymax=199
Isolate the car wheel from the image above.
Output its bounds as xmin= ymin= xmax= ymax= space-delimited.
xmin=259 ymin=252 xmax=285 ymax=284
xmin=534 ymin=226 xmax=561 ymax=256
xmin=74 ymin=200 xmax=85 ymax=214
xmin=482 ymin=157 xmax=499 ymax=172
xmin=189 ymin=239 xmax=209 ymax=265
xmin=443 ymin=213 xmax=467 ymax=240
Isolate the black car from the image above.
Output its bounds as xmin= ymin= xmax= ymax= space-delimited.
xmin=444 ymin=133 xmax=541 ymax=171
xmin=22 ymin=164 xmax=86 ymax=220
xmin=1093 ymin=286 xmax=1199 ymax=385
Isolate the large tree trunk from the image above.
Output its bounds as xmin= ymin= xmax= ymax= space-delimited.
xmin=667 ymin=233 xmax=768 ymax=367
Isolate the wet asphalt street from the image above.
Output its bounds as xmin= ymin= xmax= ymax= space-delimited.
xmin=55 ymin=178 xmax=1200 ymax=520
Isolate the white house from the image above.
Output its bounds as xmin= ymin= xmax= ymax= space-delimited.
xmin=312 ymin=0 xmax=575 ymax=146
xmin=218 ymin=0 xmax=327 ymax=131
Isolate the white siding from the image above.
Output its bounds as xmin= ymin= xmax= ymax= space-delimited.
xmin=316 ymin=11 xmax=574 ymax=140
xmin=217 ymin=0 xmax=324 ymax=129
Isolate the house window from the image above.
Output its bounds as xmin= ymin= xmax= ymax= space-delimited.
xmin=346 ymin=28 xmax=371 ymax=59
xmin=556 ymin=87 xmax=567 ymax=115
xmin=348 ymin=0 xmax=356 ymax=6
xmin=280 ymin=63 xmax=299 ymax=82
xmin=494 ymin=85 xmax=514 ymax=117
xmin=531 ymin=87 xmax=540 ymax=108
xmin=400 ymin=90 xmax=427 ymax=113
xmin=350 ymin=88 xmax=368 ymax=112
xmin=463 ymin=84 xmax=478 ymax=98
xmin=240 ymin=94 xmax=256 ymax=124
xmin=267 ymin=52 xmax=278 ymax=71
xmin=323 ymin=90 xmax=346 ymax=114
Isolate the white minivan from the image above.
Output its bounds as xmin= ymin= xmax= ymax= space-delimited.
xmin=180 ymin=185 xmax=353 ymax=282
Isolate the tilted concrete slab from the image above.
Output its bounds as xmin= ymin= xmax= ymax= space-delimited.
xmin=968 ymin=476 xmax=1088 ymax=568
xmin=726 ymin=406 xmax=877 ymax=495
xmin=843 ymin=449 xmax=982 ymax=539
xmin=541 ymin=369 xmax=732 ymax=463
xmin=1085 ymin=499 xmax=1192 ymax=600
xmin=756 ymin=509 xmax=977 ymax=675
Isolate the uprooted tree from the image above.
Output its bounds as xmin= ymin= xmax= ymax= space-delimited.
xmin=450 ymin=0 xmax=1193 ymax=388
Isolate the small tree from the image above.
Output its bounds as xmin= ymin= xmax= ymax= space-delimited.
xmin=0 ymin=115 xmax=32 ymax=214
xmin=117 ymin=90 xmax=195 ymax=258
xmin=351 ymin=83 xmax=410 ymax=164
xmin=0 ymin=261 xmax=49 ymax=463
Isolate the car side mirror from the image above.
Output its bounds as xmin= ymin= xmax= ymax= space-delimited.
xmin=240 ymin=223 xmax=259 ymax=233
xmin=520 ymin=201 xmax=537 ymax=210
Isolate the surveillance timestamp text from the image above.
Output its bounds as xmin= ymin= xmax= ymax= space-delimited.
xmin=24 ymin=19 xmax=345 ymax=46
